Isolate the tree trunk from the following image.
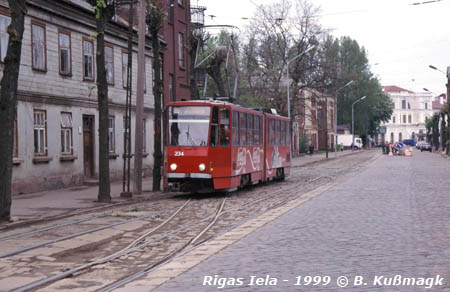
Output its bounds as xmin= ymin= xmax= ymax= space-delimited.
xmin=440 ymin=112 xmax=446 ymax=151
xmin=433 ymin=115 xmax=439 ymax=151
xmin=152 ymin=36 xmax=162 ymax=191
xmin=0 ymin=0 xmax=26 ymax=221
xmin=207 ymin=56 xmax=227 ymax=97
xmin=189 ymin=31 xmax=200 ymax=99
xmin=95 ymin=10 xmax=111 ymax=202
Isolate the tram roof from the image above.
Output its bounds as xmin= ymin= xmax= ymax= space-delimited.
xmin=167 ymin=98 xmax=289 ymax=119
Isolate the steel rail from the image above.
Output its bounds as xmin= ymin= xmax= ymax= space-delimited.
xmin=11 ymin=199 xmax=192 ymax=292
xmin=0 ymin=213 xmax=109 ymax=243
xmin=97 ymin=197 xmax=228 ymax=292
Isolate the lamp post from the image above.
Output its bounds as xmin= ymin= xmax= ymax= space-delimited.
xmin=286 ymin=45 xmax=315 ymax=159
xmin=352 ymin=95 xmax=367 ymax=151
xmin=334 ymin=80 xmax=354 ymax=156
xmin=429 ymin=65 xmax=450 ymax=104
xmin=286 ymin=45 xmax=315 ymax=119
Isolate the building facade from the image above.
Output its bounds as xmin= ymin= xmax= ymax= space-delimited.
xmin=162 ymin=0 xmax=192 ymax=103
xmin=380 ymin=86 xmax=438 ymax=143
xmin=1 ymin=0 xmax=160 ymax=194
xmin=295 ymin=89 xmax=336 ymax=154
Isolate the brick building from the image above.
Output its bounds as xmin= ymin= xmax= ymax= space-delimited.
xmin=294 ymin=88 xmax=336 ymax=154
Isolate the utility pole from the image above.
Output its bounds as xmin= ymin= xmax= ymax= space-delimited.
xmin=133 ymin=0 xmax=146 ymax=194
xmin=121 ymin=1 xmax=134 ymax=198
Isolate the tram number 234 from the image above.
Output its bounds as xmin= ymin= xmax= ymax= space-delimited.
xmin=174 ymin=151 xmax=185 ymax=157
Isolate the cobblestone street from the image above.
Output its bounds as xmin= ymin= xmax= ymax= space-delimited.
xmin=150 ymin=151 xmax=450 ymax=292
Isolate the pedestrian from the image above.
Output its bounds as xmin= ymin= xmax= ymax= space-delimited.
xmin=309 ymin=143 xmax=314 ymax=155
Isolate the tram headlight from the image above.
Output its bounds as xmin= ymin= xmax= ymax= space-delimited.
xmin=198 ymin=163 xmax=206 ymax=172
xmin=170 ymin=163 xmax=177 ymax=171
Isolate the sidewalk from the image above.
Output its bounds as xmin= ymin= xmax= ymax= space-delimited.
xmin=3 ymin=150 xmax=364 ymax=228
xmin=291 ymin=149 xmax=362 ymax=167
xmin=5 ymin=178 xmax=157 ymax=229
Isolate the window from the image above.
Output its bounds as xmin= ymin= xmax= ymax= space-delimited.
xmin=83 ymin=38 xmax=94 ymax=80
xmin=232 ymin=111 xmax=239 ymax=146
xmin=240 ymin=113 xmax=246 ymax=145
xmin=178 ymin=33 xmax=185 ymax=68
xmin=60 ymin=112 xmax=73 ymax=155
xmin=247 ymin=115 xmax=253 ymax=146
xmin=105 ymin=45 xmax=114 ymax=84
xmin=254 ymin=116 xmax=260 ymax=146
xmin=392 ymin=116 xmax=396 ymax=123
xmin=408 ymin=115 xmax=411 ymax=123
xmin=33 ymin=110 xmax=47 ymax=155
xmin=169 ymin=74 xmax=174 ymax=101
xmin=143 ymin=119 xmax=147 ymax=152
xmin=269 ymin=119 xmax=275 ymax=146
xmin=58 ymin=31 xmax=71 ymax=75
xmin=31 ymin=22 xmax=46 ymax=70
xmin=403 ymin=115 xmax=406 ymax=123
xmin=210 ymin=107 xmax=219 ymax=146
xmin=276 ymin=120 xmax=281 ymax=145
xmin=108 ymin=116 xmax=115 ymax=153
xmin=13 ymin=111 xmax=18 ymax=158
xmin=0 ymin=13 xmax=11 ymax=62
xmin=401 ymin=100 xmax=406 ymax=109
xmin=408 ymin=103 xmax=411 ymax=109
xmin=219 ymin=109 xmax=230 ymax=146
xmin=122 ymin=52 xmax=129 ymax=88
xmin=167 ymin=0 xmax=174 ymax=23
xmin=399 ymin=132 xmax=402 ymax=142
xmin=425 ymin=102 xmax=428 ymax=110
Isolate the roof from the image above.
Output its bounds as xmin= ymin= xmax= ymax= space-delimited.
xmin=383 ymin=85 xmax=415 ymax=94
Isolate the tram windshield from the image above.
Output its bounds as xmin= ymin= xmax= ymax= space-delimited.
xmin=169 ymin=106 xmax=211 ymax=146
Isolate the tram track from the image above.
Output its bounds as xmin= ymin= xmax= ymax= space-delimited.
xmin=3 ymin=151 xmax=380 ymax=292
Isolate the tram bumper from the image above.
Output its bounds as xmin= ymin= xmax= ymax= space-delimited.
xmin=167 ymin=173 xmax=213 ymax=193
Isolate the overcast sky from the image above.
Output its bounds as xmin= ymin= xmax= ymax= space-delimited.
xmin=193 ymin=0 xmax=450 ymax=95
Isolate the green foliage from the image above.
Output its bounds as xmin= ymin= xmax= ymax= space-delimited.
xmin=299 ymin=134 xmax=309 ymax=153
xmin=321 ymin=35 xmax=393 ymax=137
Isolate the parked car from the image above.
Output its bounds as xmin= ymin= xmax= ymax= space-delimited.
xmin=420 ymin=142 xmax=432 ymax=152
xmin=416 ymin=141 xmax=424 ymax=149
xmin=402 ymin=139 xmax=416 ymax=146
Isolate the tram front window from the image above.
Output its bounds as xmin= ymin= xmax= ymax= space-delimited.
xmin=169 ymin=106 xmax=211 ymax=146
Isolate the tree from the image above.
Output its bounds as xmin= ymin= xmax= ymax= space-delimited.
xmin=87 ymin=0 xmax=118 ymax=202
xmin=146 ymin=0 xmax=165 ymax=191
xmin=0 ymin=0 xmax=27 ymax=221
xmin=432 ymin=113 xmax=440 ymax=151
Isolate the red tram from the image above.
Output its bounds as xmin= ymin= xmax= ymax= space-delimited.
xmin=164 ymin=100 xmax=291 ymax=193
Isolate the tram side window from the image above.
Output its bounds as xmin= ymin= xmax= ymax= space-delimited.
xmin=240 ymin=113 xmax=247 ymax=146
xmin=247 ymin=114 xmax=253 ymax=146
xmin=219 ymin=108 xmax=230 ymax=146
xmin=210 ymin=107 xmax=219 ymax=146
xmin=254 ymin=116 xmax=260 ymax=146
xmin=286 ymin=121 xmax=290 ymax=145
xmin=276 ymin=120 xmax=281 ymax=145
xmin=269 ymin=119 xmax=275 ymax=146
xmin=281 ymin=121 xmax=286 ymax=145
xmin=232 ymin=111 xmax=239 ymax=146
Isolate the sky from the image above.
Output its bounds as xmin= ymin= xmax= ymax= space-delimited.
xmin=193 ymin=0 xmax=450 ymax=95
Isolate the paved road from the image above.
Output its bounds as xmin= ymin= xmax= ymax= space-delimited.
xmin=153 ymin=151 xmax=450 ymax=291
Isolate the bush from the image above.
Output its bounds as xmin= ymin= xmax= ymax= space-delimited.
xmin=299 ymin=134 xmax=309 ymax=154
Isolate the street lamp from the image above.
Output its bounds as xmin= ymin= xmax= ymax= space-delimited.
xmin=429 ymin=64 xmax=450 ymax=104
xmin=334 ymin=80 xmax=354 ymax=156
xmin=286 ymin=45 xmax=315 ymax=119
xmin=352 ymin=95 xmax=367 ymax=150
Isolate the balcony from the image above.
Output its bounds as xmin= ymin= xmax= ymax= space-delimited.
xmin=191 ymin=5 xmax=206 ymax=27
